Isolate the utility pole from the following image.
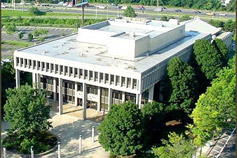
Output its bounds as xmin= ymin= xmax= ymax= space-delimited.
xmin=107 ymin=1 xmax=108 ymax=20
xmin=96 ymin=4 xmax=98 ymax=19
xmin=82 ymin=5 xmax=85 ymax=27
xmin=21 ymin=0 xmax=25 ymax=13
xmin=12 ymin=0 xmax=15 ymax=10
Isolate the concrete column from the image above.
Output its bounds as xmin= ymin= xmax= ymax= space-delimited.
xmin=73 ymin=67 xmax=75 ymax=77
xmin=59 ymin=78 xmax=63 ymax=115
xmin=82 ymin=83 xmax=87 ymax=120
xmin=53 ymin=78 xmax=57 ymax=101
xmin=97 ymin=87 xmax=101 ymax=112
xmin=136 ymin=94 xmax=142 ymax=109
xmin=67 ymin=66 xmax=71 ymax=76
xmin=49 ymin=63 xmax=52 ymax=73
xmin=19 ymin=58 xmax=22 ymax=67
xmin=148 ymin=85 xmax=154 ymax=103
xmin=23 ymin=58 xmax=25 ymax=68
xmin=16 ymin=69 xmax=20 ymax=88
xmin=32 ymin=72 xmax=36 ymax=88
xmin=131 ymin=78 xmax=134 ymax=89
xmin=125 ymin=77 xmax=128 ymax=88
xmin=74 ymin=82 xmax=78 ymax=106
xmin=37 ymin=74 xmax=41 ymax=88
xmin=108 ymin=88 xmax=112 ymax=111
xmin=103 ymin=73 xmax=106 ymax=84
xmin=114 ymin=75 xmax=117 ymax=86
xmin=63 ymin=66 xmax=65 ymax=76
xmin=27 ymin=59 xmax=30 ymax=68
xmin=120 ymin=76 xmax=122 ymax=87
xmin=122 ymin=92 xmax=125 ymax=102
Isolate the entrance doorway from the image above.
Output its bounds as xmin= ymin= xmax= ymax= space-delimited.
xmin=87 ymin=101 xmax=97 ymax=110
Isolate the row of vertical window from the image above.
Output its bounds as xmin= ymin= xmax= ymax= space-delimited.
xmin=16 ymin=57 xmax=138 ymax=90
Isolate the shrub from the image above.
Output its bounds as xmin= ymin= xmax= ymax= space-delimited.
xmin=28 ymin=7 xmax=44 ymax=16
xmin=27 ymin=33 xmax=33 ymax=41
xmin=5 ymin=24 xmax=16 ymax=34
xmin=18 ymin=32 xmax=24 ymax=39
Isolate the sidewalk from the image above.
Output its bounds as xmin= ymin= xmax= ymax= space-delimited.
xmin=1 ymin=111 xmax=110 ymax=158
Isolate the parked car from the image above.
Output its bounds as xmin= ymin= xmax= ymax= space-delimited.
xmin=206 ymin=12 xmax=215 ymax=16
xmin=121 ymin=6 xmax=127 ymax=10
xmin=45 ymin=9 xmax=52 ymax=12
xmin=175 ymin=9 xmax=182 ymax=12
xmin=219 ymin=13 xmax=226 ymax=16
xmin=194 ymin=10 xmax=201 ymax=14
xmin=58 ymin=1 xmax=64 ymax=5
xmin=137 ymin=5 xmax=145 ymax=10
xmin=97 ymin=5 xmax=106 ymax=9
xmin=1 ymin=3 xmax=6 ymax=8
xmin=154 ymin=7 xmax=163 ymax=12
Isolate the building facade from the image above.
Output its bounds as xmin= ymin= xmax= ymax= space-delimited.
xmin=14 ymin=18 xmax=232 ymax=120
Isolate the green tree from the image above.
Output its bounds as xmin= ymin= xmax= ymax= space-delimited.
xmin=160 ymin=16 xmax=168 ymax=21
xmin=27 ymin=33 xmax=33 ymax=41
xmin=141 ymin=102 xmax=165 ymax=147
xmin=28 ymin=7 xmax=43 ymax=15
xmin=33 ymin=30 xmax=41 ymax=38
xmin=2 ymin=61 xmax=15 ymax=115
xmin=166 ymin=57 xmax=198 ymax=115
xmin=193 ymin=39 xmax=223 ymax=80
xmin=213 ymin=38 xmax=228 ymax=64
xmin=123 ymin=6 xmax=137 ymax=17
xmin=179 ymin=15 xmax=191 ymax=22
xmin=189 ymin=55 xmax=236 ymax=146
xmin=39 ymin=36 xmax=45 ymax=42
xmin=98 ymin=101 xmax=144 ymax=156
xmin=152 ymin=132 xmax=196 ymax=158
xmin=5 ymin=24 xmax=16 ymax=34
xmin=18 ymin=32 xmax=24 ymax=39
xmin=4 ymin=85 xmax=52 ymax=152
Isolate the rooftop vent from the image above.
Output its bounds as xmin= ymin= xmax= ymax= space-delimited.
xmin=130 ymin=32 xmax=135 ymax=37
xmin=42 ymin=51 xmax=49 ymax=54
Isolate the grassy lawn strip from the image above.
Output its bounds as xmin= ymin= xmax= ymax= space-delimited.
xmin=1 ymin=9 xmax=114 ymax=18
xmin=1 ymin=40 xmax=33 ymax=47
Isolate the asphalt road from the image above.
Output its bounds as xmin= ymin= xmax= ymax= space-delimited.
xmin=2 ymin=3 xmax=235 ymax=19
xmin=219 ymin=131 xmax=236 ymax=158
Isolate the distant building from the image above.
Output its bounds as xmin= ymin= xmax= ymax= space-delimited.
xmin=220 ymin=0 xmax=231 ymax=6
xmin=14 ymin=18 xmax=232 ymax=120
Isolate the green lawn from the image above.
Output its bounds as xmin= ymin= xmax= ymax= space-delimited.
xmin=1 ymin=40 xmax=33 ymax=47
xmin=1 ymin=9 xmax=115 ymax=19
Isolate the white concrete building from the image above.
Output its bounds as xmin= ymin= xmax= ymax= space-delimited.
xmin=14 ymin=18 xmax=232 ymax=120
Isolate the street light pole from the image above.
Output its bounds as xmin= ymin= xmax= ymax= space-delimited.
xmin=96 ymin=4 xmax=97 ymax=19
xmin=107 ymin=1 xmax=108 ymax=20
xmin=157 ymin=0 xmax=158 ymax=8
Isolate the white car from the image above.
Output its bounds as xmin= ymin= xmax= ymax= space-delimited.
xmin=58 ymin=1 xmax=64 ymax=5
xmin=120 ymin=6 xmax=127 ymax=10
xmin=219 ymin=13 xmax=226 ymax=16
xmin=97 ymin=5 xmax=106 ymax=9
xmin=1 ymin=3 xmax=6 ymax=8
xmin=154 ymin=7 xmax=163 ymax=12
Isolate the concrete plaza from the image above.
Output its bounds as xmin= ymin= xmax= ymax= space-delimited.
xmin=1 ymin=105 xmax=110 ymax=158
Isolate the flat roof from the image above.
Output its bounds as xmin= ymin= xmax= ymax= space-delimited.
xmin=16 ymin=31 xmax=209 ymax=74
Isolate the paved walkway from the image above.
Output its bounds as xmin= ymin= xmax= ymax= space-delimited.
xmin=1 ymin=111 xmax=110 ymax=158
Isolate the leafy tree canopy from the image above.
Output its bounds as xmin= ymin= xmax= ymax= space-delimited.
xmin=166 ymin=57 xmax=198 ymax=115
xmin=193 ymin=39 xmax=223 ymax=80
xmin=4 ymin=84 xmax=52 ymax=139
xmin=190 ymin=55 xmax=236 ymax=146
xmin=98 ymin=101 xmax=144 ymax=156
xmin=123 ymin=6 xmax=137 ymax=17
xmin=152 ymin=132 xmax=196 ymax=158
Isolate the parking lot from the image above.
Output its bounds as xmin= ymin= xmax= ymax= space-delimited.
xmin=1 ymin=26 xmax=74 ymax=59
